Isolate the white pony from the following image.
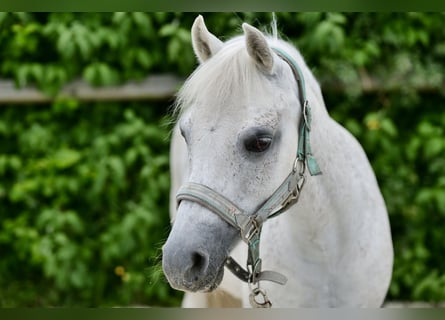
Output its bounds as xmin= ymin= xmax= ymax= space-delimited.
xmin=162 ymin=15 xmax=393 ymax=307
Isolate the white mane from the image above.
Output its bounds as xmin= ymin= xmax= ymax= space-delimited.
xmin=175 ymin=35 xmax=325 ymax=117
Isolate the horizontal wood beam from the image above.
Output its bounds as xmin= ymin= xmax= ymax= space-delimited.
xmin=0 ymin=73 xmax=443 ymax=105
xmin=320 ymin=78 xmax=445 ymax=94
xmin=0 ymin=74 xmax=184 ymax=104
xmin=319 ymin=68 xmax=445 ymax=95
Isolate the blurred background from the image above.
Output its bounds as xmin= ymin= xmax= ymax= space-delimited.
xmin=0 ymin=12 xmax=444 ymax=307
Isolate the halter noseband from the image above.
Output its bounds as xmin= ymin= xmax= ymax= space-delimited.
xmin=176 ymin=47 xmax=322 ymax=307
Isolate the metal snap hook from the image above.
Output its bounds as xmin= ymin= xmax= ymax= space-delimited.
xmin=249 ymin=287 xmax=272 ymax=308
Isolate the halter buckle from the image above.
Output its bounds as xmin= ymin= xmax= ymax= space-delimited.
xmin=303 ymin=99 xmax=311 ymax=130
xmin=283 ymin=177 xmax=305 ymax=209
xmin=239 ymin=216 xmax=261 ymax=243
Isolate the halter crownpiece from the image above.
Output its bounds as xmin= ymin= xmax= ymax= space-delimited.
xmin=176 ymin=47 xmax=322 ymax=307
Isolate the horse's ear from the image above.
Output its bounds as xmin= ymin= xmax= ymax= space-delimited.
xmin=242 ymin=23 xmax=274 ymax=74
xmin=191 ymin=15 xmax=223 ymax=64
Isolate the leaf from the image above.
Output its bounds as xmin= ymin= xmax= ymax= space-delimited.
xmin=112 ymin=12 xmax=127 ymax=24
xmin=97 ymin=63 xmax=120 ymax=86
xmin=73 ymin=24 xmax=92 ymax=59
xmin=424 ymin=137 xmax=443 ymax=159
xmin=136 ymin=48 xmax=152 ymax=68
xmin=159 ymin=23 xmax=178 ymax=37
xmin=57 ymin=27 xmax=75 ymax=59
xmin=16 ymin=65 xmax=29 ymax=87
xmin=380 ymin=118 xmax=398 ymax=137
xmin=132 ymin=12 xmax=152 ymax=31
xmin=30 ymin=63 xmax=44 ymax=83
xmin=53 ymin=149 xmax=82 ymax=169
xmin=167 ymin=38 xmax=181 ymax=61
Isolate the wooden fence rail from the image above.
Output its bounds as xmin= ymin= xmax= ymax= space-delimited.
xmin=0 ymin=73 xmax=443 ymax=105
xmin=0 ymin=74 xmax=183 ymax=104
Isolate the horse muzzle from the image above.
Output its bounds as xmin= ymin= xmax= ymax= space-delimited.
xmin=162 ymin=239 xmax=225 ymax=292
xmin=162 ymin=203 xmax=238 ymax=293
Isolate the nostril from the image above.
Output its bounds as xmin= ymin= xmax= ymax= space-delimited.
xmin=190 ymin=251 xmax=209 ymax=278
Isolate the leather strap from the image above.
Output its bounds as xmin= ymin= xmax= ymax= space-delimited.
xmin=225 ymin=257 xmax=287 ymax=285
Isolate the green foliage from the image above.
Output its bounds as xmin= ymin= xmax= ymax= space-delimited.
xmin=0 ymin=12 xmax=444 ymax=306
xmin=0 ymin=12 xmax=196 ymax=93
xmin=0 ymin=101 xmax=180 ymax=306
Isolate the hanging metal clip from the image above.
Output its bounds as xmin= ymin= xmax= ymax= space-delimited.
xmin=249 ymin=286 xmax=272 ymax=308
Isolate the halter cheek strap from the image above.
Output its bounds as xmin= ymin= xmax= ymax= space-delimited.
xmin=272 ymin=47 xmax=322 ymax=176
xmin=175 ymin=47 xmax=321 ymax=307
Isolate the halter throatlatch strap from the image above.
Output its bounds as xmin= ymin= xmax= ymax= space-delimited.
xmin=175 ymin=46 xmax=322 ymax=307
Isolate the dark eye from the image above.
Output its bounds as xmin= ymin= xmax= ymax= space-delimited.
xmin=244 ymin=135 xmax=273 ymax=153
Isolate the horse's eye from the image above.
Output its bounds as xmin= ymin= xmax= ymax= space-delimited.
xmin=244 ymin=135 xmax=273 ymax=153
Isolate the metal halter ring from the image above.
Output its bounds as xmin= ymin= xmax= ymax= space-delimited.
xmin=293 ymin=158 xmax=306 ymax=176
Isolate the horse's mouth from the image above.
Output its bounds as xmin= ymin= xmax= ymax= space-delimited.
xmin=201 ymin=265 xmax=225 ymax=292
xmin=176 ymin=263 xmax=225 ymax=293
xmin=166 ymin=261 xmax=225 ymax=294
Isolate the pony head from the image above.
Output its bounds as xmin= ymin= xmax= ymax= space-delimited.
xmin=162 ymin=15 xmax=308 ymax=293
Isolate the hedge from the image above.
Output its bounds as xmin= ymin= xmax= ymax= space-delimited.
xmin=0 ymin=12 xmax=444 ymax=306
